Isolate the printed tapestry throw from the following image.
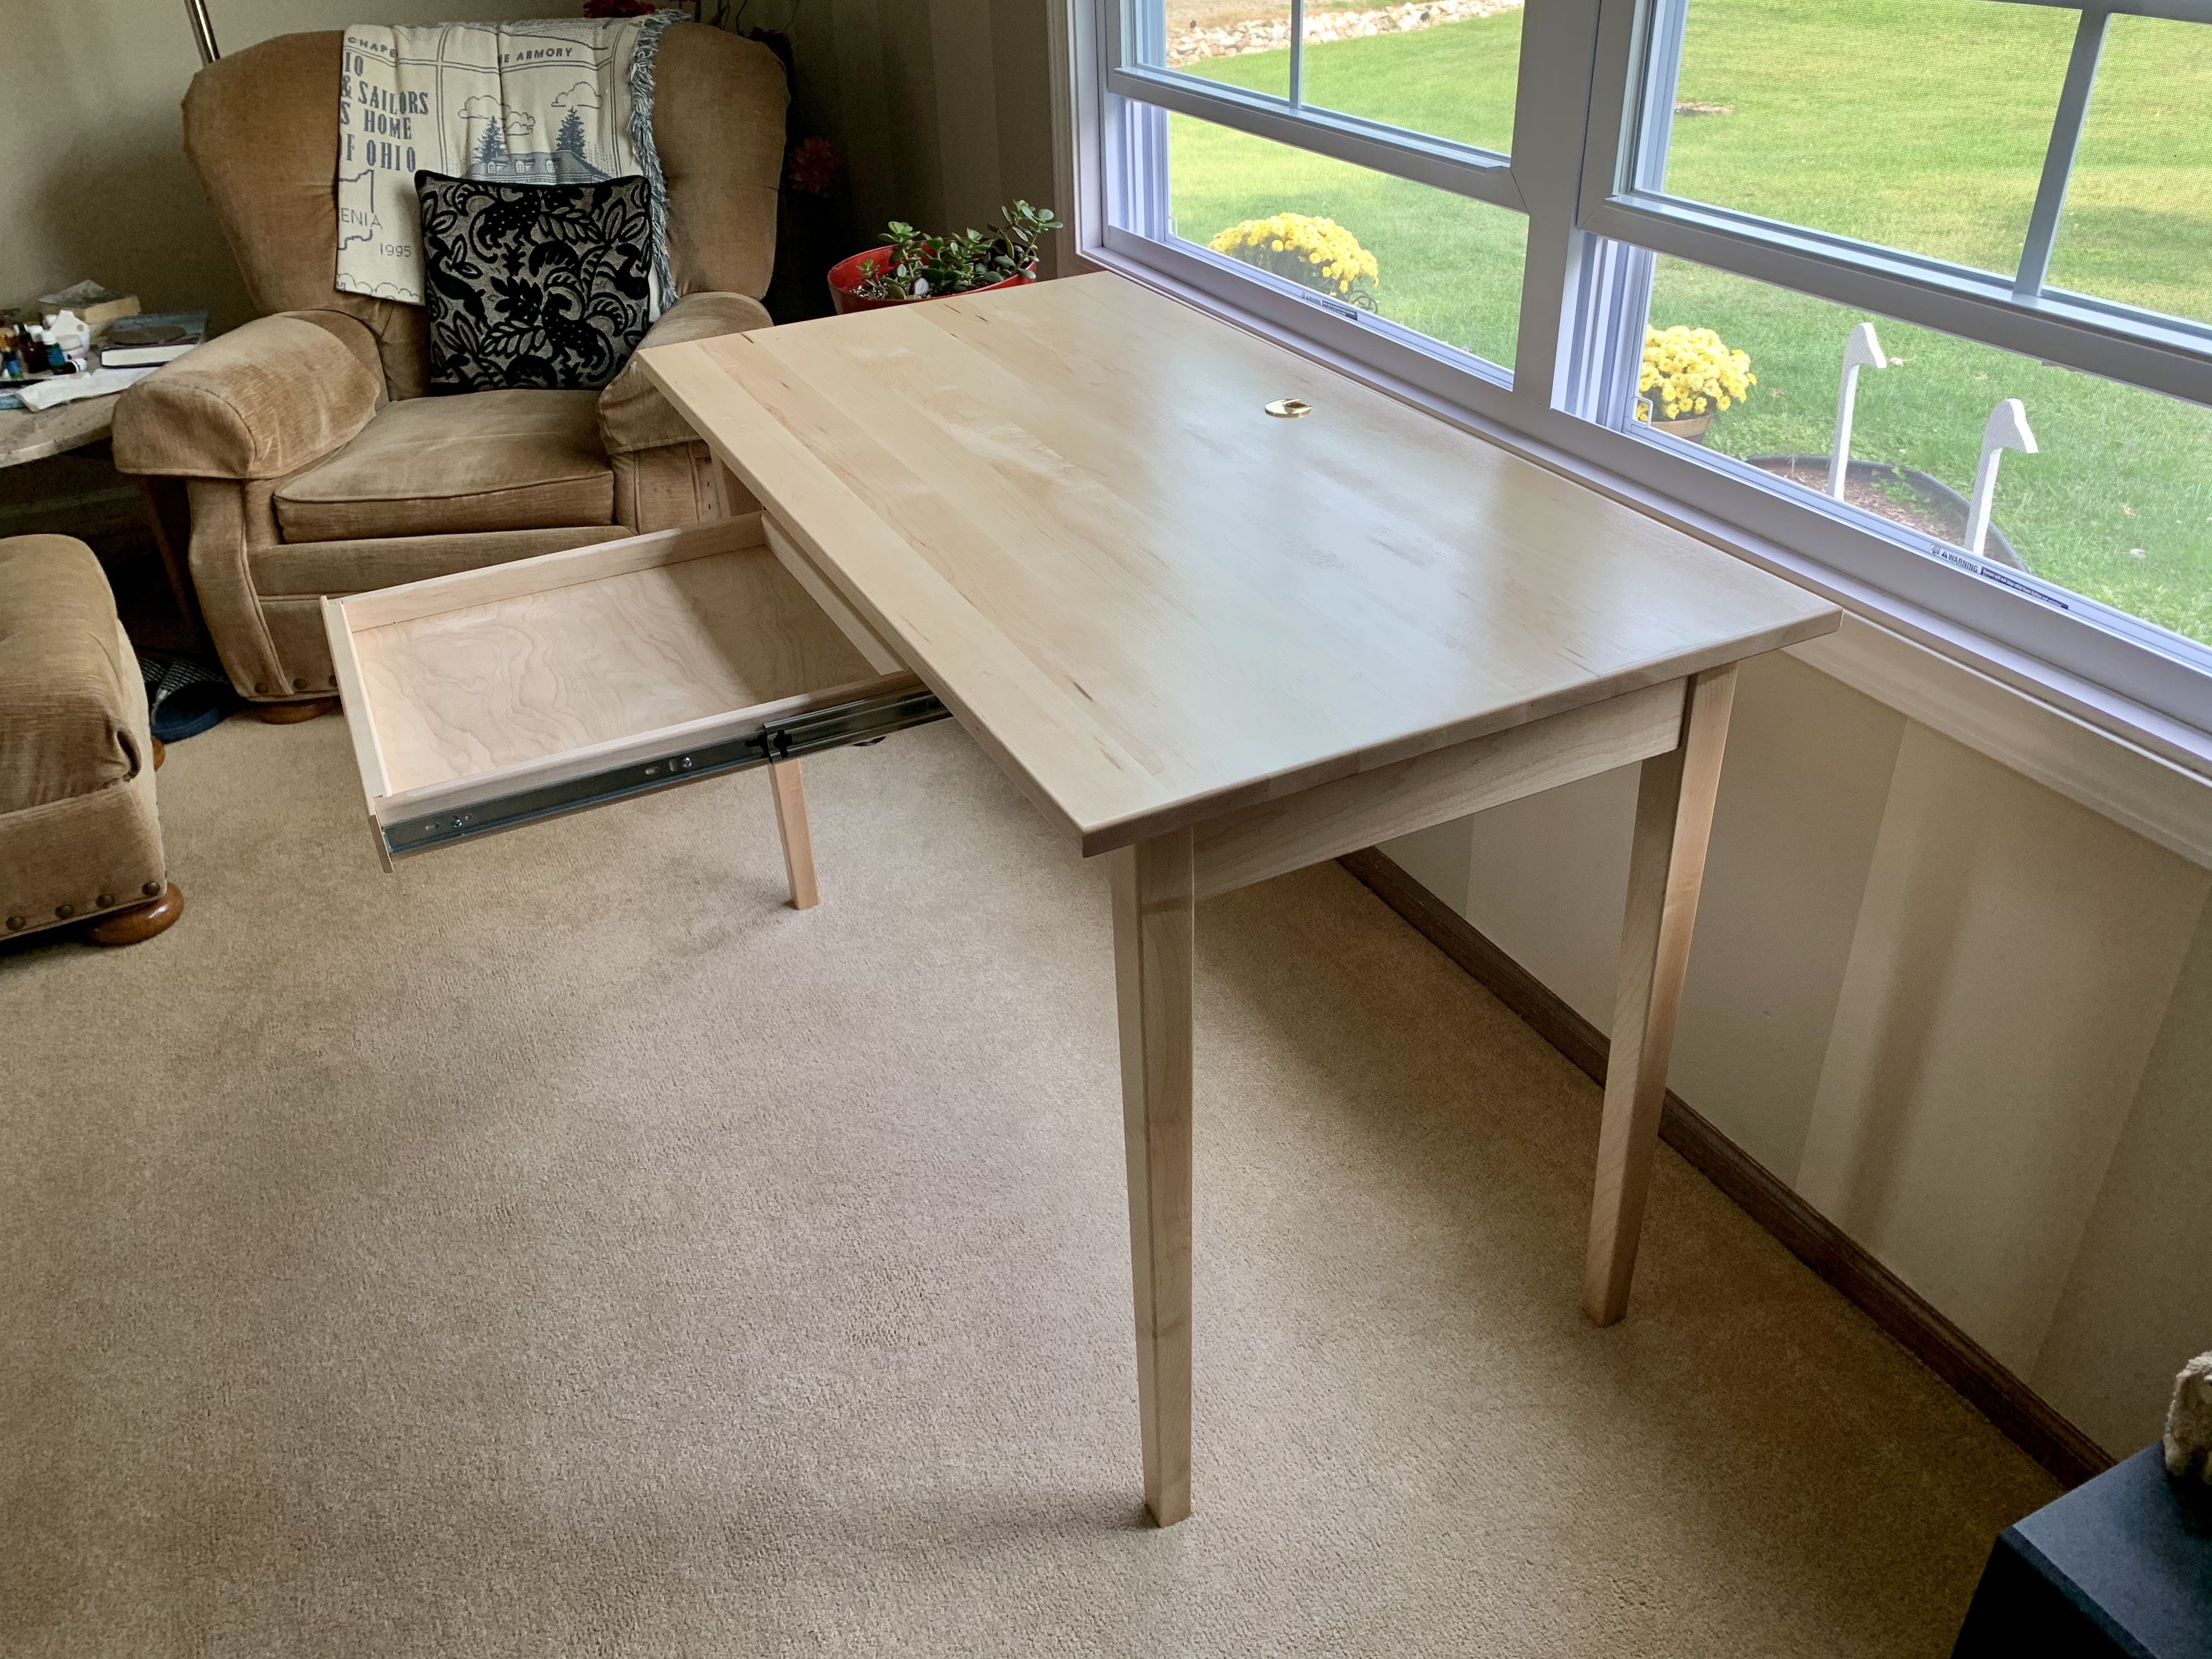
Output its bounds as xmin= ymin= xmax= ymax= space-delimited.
xmin=336 ymin=13 xmax=680 ymax=311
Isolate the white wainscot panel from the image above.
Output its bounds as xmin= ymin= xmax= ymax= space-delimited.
xmin=1795 ymin=724 xmax=2211 ymax=1374
xmin=1458 ymin=764 xmax=1639 ymax=1033
xmin=2028 ymin=896 xmax=2212 ymax=1455
xmin=1666 ymin=653 xmax=1906 ymax=1180
xmin=1377 ymin=817 xmax=1475 ymax=916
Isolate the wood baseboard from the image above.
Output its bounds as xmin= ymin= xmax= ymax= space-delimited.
xmin=1338 ymin=845 xmax=2112 ymax=1489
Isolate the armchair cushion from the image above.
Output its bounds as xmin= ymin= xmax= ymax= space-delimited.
xmin=272 ymin=388 xmax=613 ymax=543
xmin=597 ymin=291 xmax=772 ymax=455
xmin=112 ymin=311 xmax=383 ymax=479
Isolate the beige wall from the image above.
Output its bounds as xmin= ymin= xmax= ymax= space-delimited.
xmin=793 ymin=0 xmax=1064 ymax=266
xmin=0 ymin=0 xmax=1063 ymax=333
xmin=1384 ymin=650 xmax=2212 ymax=1458
xmin=0 ymin=1 xmax=586 ymax=332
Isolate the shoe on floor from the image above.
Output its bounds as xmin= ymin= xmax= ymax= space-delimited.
xmin=139 ymin=655 xmax=240 ymax=744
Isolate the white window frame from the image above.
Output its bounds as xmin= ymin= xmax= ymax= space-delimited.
xmin=1583 ymin=0 xmax=2212 ymax=404
xmin=1052 ymin=0 xmax=2212 ymax=775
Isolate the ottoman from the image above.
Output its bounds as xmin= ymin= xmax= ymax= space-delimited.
xmin=0 ymin=535 xmax=182 ymax=945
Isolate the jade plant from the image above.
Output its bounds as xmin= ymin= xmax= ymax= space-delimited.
xmin=847 ymin=202 xmax=1064 ymax=301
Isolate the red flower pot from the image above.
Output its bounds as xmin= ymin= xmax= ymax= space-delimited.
xmin=826 ymin=246 xmax=1038 ymax=315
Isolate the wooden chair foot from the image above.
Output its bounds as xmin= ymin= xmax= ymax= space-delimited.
xmin=252 ymin=697 xmax=337 ymax=725
xmin=83 ymin=882 xmax=184 ymax=946
xmin=151 ymin=737 xmax=166 ymax=770
xmin=769 ymin=758 xmax=820 ymax=909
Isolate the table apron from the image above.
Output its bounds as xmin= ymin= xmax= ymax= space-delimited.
xmin=1184 ymin=679 xmax=1689 ymax=901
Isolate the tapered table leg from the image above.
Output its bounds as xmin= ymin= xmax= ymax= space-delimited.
xmin=1108 ymin=827 xmax=1195 ymax=1526
xmin=769 ymin=758 xmax=819 ymax=910
xmin=1583 ymin=664 xmax=1738 ymax=1327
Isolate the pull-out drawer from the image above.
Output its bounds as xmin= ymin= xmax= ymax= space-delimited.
xmin=322 ymin=514 xmax=946 ymax=867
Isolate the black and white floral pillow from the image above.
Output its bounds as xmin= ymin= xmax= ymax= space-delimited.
xmin=415 ymin=171 xmax=652 ymax=393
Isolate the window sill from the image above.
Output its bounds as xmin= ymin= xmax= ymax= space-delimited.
xmin=1790 ymin=614 xmax=2212 ymax=872
xmin=1069 ymin=241 xmax=2212 ymax=872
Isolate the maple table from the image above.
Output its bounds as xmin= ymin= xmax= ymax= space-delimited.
xmin=641 ymin=273 xmax=1838 ymax=1523
xmin=326 ymin=272 xmax=1838 ymax=1527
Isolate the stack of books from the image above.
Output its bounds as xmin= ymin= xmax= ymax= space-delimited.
xmin=1 ymin=283 xmax=207 ymax=411
xmin=100 ymin=312 xmax=209 ymax=369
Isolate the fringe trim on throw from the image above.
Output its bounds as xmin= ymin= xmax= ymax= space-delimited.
xmin=630 ymin=9 xmax=684 ymax=318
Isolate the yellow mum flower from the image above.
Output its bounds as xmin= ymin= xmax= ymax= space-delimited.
xmin=1635 ymin=324 xmax=1754 ymax=423
xmin=1209 ymin=211 xmax=1380 ymax=312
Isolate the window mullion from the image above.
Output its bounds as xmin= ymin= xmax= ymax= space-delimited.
xmin=1630 ymin=0 xmax=1690 ymax=192
xmin=1289 ymin=0 xmax=1306 ymax=106
xmin=1558 ymin=238 xmax=1655 ymax=424
xmin=1511 ymin=0 xmax=1617 ymax=413
xmin=2013 ymin=5 xmax=2111 ymax=301
xmin=1582 ymin=193 xmax=2212 ymax=404
xmin=1103 ymin=67 xmax=1525 ymax=210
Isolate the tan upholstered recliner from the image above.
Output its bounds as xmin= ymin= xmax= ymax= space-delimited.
xmin=112 ymin=26 xmax=785 ymax=713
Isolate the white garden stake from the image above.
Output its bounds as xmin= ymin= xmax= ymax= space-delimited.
xmin=1965 ymin=398 xmax=2036 ymax=563
xmin=1827 ymin=322 xmax=1887 ymax=499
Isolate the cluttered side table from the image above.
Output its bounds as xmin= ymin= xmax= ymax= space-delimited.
xmin=0 ymin=396 xmax=207 ymax=652
xmin=1 ymin=290 xmax=210 ymax=652
xmin=0 ymin=394 xmax=122 ymax=469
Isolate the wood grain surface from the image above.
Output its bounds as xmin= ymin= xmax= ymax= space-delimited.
xmin=1110 ymin=827 xmax=1197 ymax=1527
xmin=641 ymin=273 xmax=1838 ymax=854
xmin=1190 ymin=679 xmax=1685 ymax=899
xmin=354 ymin=542 xmax=873 ymax=794
xmin=770 ymin=759 xmax=820 ymax=910
xmin=1583 ymin=665 xmax=1739 ymax=1325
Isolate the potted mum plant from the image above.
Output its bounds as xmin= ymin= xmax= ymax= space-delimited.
xmin=828 ymin=203 xmax=1063 ymax=314
xmin=1209 ymin=212 xmax=1379 ymax=311
xmin=1637 ymin=324 xmax=1754 ymax=441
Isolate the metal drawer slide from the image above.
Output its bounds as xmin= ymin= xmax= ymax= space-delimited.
xmin=378 ymin=684 xmax=948 ymax=859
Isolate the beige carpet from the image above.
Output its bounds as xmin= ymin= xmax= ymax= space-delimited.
xmin=2 ymin=713 xmax=2056 ymax=1657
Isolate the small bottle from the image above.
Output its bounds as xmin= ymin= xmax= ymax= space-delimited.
xmin=44 ymin=309 xmax=92 ymax=372
xmin=29 ymin=324 xmax=69 ymax=374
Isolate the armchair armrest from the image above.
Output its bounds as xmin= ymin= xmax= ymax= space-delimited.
xmin=598 ymin=291 xmax=773 ymax=455
xmin=111 ymin=311 xmax=385 ymax=481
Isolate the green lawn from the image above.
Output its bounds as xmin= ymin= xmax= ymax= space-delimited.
xmin=1172 ymin=0 xmax=2212 ymax=646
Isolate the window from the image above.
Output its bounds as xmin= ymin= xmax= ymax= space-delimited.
xmin=1104 ymin=0 xmax=1530 ymax=390
xmin=1161 ymin=117 xmax=1529 ymax=373
xmin=1626 ymin=253 xmax=2212 ymax=649
xmin=1646 ymin=0 xmax=2072 ymax=279
xmin=1071 ymin=0 xmax=2212 ymax=751
xmin=2045 ymin=11 xmax=2212 ymax=327
xmin=1295 ymin=2 xmax=1523 ymax=155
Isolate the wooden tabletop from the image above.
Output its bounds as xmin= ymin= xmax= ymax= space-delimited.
xmin=642 ymin=273 xmax=1838 ymax=854
xmin=0 ymin=392 xmax=119 ymax=469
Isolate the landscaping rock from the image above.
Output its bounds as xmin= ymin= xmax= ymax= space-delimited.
xmin=1166 ymin=0 xmax=1523 ymax=69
